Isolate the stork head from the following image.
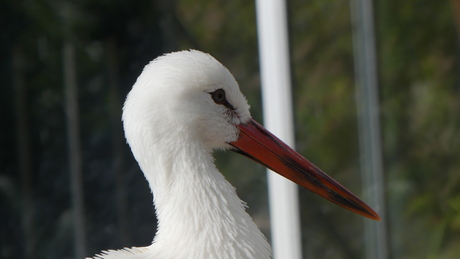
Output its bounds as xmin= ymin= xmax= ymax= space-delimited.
xmin=122 ymin=50 xmax=381 ymax=221
xmin=123 ymin=50 xmax=251 ymax=151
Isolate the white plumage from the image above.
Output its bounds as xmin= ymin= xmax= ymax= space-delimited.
xmin=89 ymin=50 xmax=380 ymax=259
xmin=91 ymin=50 xmax=270 ymax=259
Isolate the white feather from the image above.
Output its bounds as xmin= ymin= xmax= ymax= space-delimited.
xmin=88 ymin=50 xmax=271 ymax=259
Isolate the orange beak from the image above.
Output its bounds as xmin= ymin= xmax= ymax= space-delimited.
xmin=230 ymin=118 xmax=381 ymax=221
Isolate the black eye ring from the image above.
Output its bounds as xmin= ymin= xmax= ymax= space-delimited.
xmin=209 ymin=89 xmax=235 ymax=110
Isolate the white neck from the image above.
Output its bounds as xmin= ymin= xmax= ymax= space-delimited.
xmin=131 ymin=132 xmax=271 ymax=259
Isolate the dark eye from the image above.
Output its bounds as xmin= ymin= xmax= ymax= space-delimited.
xmin=211 ymin=89 xmax=226 ymax=104
xmin=209 ymin=89 xmax=236 ymax=110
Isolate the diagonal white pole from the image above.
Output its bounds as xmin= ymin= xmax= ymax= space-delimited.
xmin=255 ymin=1 xmax=302 ymax=259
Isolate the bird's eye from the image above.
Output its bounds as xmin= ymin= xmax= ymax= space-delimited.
xmin=209 ymin=88 xmax=235 ymax=110
xmin=211 ymin=89 xmax=226 ymax=104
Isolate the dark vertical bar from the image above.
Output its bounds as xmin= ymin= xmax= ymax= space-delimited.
xmin=107 ymin=38 xmax=130 ymax=244
xmin=63 ymin=41 xmax=86 ymax=259
xmin=350 ymin=0 xmax=389 ymax=258
xmin=13 ymin=46 xmax=34 ymax=259
xmin=156 ymin=0 xmax=179 ymax=52
xmin=451 ymin=0 xmax=460 ymax=90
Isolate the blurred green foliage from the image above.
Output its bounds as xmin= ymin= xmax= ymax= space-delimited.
xmin=378 ymin=0 xmax=460 ymax=258
xmin=0 ymin=0 xmax=459 ymax=258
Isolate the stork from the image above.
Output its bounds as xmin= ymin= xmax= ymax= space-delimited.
xmin=89 ymin=50 xmax=380 ymax=259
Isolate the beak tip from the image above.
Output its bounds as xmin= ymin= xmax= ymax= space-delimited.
xmin=233 ymin=118 xmax=384 ymax=222
xmin=364 ymin=209 xmax=382 ymax=221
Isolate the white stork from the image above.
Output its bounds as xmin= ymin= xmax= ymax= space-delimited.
xmin=89 ymin=50 xmax=380 ymax=259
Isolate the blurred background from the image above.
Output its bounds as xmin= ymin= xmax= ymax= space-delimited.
xmin=1 ymin=0 xmax=459 ymax=258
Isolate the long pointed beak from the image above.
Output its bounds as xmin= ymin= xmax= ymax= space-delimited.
xmin=229 ymin=118 xmax=381 ymax=221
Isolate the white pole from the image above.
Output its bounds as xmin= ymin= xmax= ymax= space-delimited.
xmin=350 ymin=0 xmax=388 ymax=258
xmin=255 ymin=1 xmax=302 ymax=259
